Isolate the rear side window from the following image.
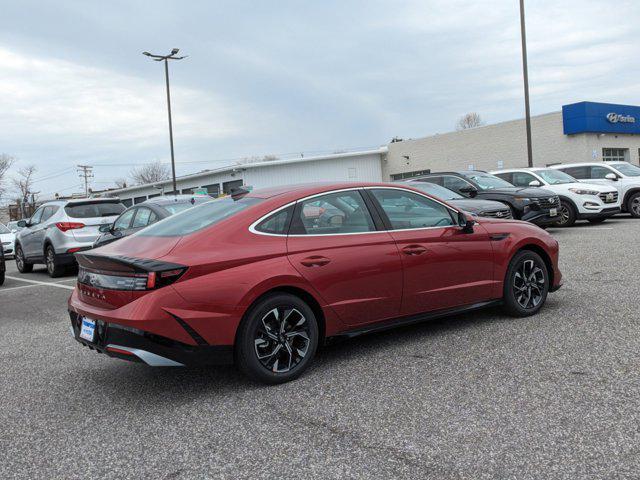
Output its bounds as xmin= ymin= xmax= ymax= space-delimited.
xmin=139 ymin=197 xmax=262 ymax=237
xmin=561 ymin=166 xmax=589 ymax=179
xmin=255 ymin=206 xmax=294 ymax=235
xmin=65 ymin=202 xmax=125 ymax=218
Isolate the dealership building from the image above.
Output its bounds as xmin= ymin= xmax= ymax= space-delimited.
xmin=384 ymin=101 xmax=640 ymax=180
xmin=103 ymin=101 xmax=640 ymax=205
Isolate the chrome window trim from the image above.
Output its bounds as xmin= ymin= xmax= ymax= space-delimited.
xmin=248 ymin=186 xmax=462 ymax=237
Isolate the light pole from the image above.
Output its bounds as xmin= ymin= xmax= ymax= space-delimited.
xmin=519 ymin=0 xmax=534 ymax=168
xmin=143 ymin=48 xmax=187 ymax=194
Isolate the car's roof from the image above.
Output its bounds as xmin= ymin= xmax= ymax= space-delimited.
xmin=143 ymin=194 xmax=211 ymax=205
xmin=40 ymin=197 xmax=123 ymax=206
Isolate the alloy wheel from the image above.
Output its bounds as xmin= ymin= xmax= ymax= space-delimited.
xmin=254 ymin=307 xmax=311 ymax=373
xmin=557 ymin=205 xmax=570 ymax=226
xmin=631 ymin=197 xmax=640 ymax=217
xmin=46 ymin=248 xmax=55 ymax=275
xmin=512 ymin=259 xmax=545 ymax=309
xmin=16 ymin=247 xmax=24 ymax=269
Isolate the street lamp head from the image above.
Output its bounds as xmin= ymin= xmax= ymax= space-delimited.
xmin=142 ymin=51 xmax=152 ymax=56
xmin=171 ymin=48 xmax=179 ymax=55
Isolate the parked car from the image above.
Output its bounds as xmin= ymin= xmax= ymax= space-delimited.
xmin=402 ymin=180 xmax=513 ymax=219
xmin=412 ymin=171 xmax=560 ymax=227
xmin=0 ymin=245 xmax=5 ymax=286
xmin=491 ymin=168 xmax=621 ymax=227
xmin=93 ymin=195 xmax=212 ymax=248
xmin=69 ymin=182 xmax=562 ymax=384
xmin=6 ymin=221 xmax=25 ymax=233
xmin=549 ymin=161 xmax=640 ymax=218
xmin=15 ymin=198 xmax=125 ymax=277
xmin=0 ymin=223 xmax=16 ymax=257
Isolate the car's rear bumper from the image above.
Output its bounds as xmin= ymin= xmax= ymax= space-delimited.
xmin=69 ymin=310 xmax=234 ymax=366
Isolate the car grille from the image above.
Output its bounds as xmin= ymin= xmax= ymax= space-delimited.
xmin=599 ymin=191 xmax=618 ymax=203
xmin=480 ymin=209 xmax=512 ymax=219
xmin=536 ymin=196 xmax=559 ymax=209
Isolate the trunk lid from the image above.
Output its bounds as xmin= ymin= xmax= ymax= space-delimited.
xmin=64 ymin=200 xmax=125 ymax=243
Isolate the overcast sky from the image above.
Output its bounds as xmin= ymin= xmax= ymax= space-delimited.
xmin=1 ymin=0 xmax=638 ymax=200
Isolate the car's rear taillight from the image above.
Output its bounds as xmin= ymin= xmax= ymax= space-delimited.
xmin=78 ymin=266 xmax=186 ymax=291
xmin=56 ymin=222 xmax=85 ymax=232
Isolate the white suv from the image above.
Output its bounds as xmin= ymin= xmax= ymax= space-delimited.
xmin=549 ymin=162 xmax=640 ymax=219
xmin=491 ymin=168 xmax=621 ymax=227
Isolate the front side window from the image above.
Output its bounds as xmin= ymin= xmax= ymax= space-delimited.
xmin=29 ymin=208 xmax=44 ymax=226
xmin=611 ymin=162 xmax=640 ymax=177
xmin=41 ymin=206 xmax=58 ymax=222
xmin=290 ymin=191 xmax=375 ymax=235
xmin=409 ymin=182 xmax=463 ymax=200
xmin=113 ymin=209 xmax=135 ymax=231
xmin=131 ymin=208 xmax=153 ymax=228
xmin=511 ymin=172 xmax=538 ymax=187
xmin=464 ymin=173 xmax=513 ymax=190
xmin=443 ymin=175 xmax=475 ymax=193
xmin=590 ymin=166 xmax=615 ymax=179
xmin=370 ymin=189 xmax=456 ymax=230
xmin=536 ymin=169 xmax=574 ymax=185
xmin=139 ymin=197 xmax=262 ymax=237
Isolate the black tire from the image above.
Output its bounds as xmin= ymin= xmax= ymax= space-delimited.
xmin=627 ymin=192 xmax=640 ymax=218
xmin=587 ymin=217 xmax=607 ymax=224
xmin=502 ymin=250 xmax=549 ymax=317
xmin=555 ymin=200 xmax=576 ymax=227
xmin=15 ymin=244 xmax=33 ymax=273
xmin=235 ymin=293 xmax=319 ymax=384
xmin=45 ymin=245 xmax=65 ymax=278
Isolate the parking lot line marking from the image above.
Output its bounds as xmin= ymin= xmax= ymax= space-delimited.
xmin=0 ymin=283 xmax=47 ymax=292
xmin=4 ymin=276 xmax=75 ymax=290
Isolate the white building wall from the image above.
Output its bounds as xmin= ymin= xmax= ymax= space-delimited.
xmin=106 ymin=151 xmax=383 ymax=204
xmin=384 ymin=112 xmax=640 ymax=179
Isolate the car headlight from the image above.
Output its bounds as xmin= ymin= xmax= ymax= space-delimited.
xmin=569 ymin=188 xmax=599 ymax=196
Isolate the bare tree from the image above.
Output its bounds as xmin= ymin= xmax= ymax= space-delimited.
xmin=130 ymin=161 xmax=170 ymax=185
xmin=456 ymin=112 xmax=484 ymax=131
xmin=12 ymin=165 xmax=37 ymax=217
xmin=0 ymin=154 xmax=15 ymax=199
xmin=113 ymin=178 xmax=128 ymax=189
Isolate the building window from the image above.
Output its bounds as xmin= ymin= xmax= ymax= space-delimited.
xmin=133 ymin=196 xmax=147 ymax=204
xmin=181 ymin=188 xmax=194 ymax=194
xmin=390 ymin=169 xmax=431 ymax=181
xmin=203 ymin=183 xmax=220 ymax=197
xmin=602 ymin=148 xmax=628 ymax=162
xmin=121 ymin=199 xmax=133 ymax=207
xmin=223 ymin=179 xmax=243 ymax=194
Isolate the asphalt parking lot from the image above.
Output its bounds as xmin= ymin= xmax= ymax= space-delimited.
xmin=1 ymin=217 xmax=639 ymax=479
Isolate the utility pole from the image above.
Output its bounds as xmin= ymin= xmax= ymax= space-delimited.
xmin=142 ymin=48 xmax=188 ymax=194
xmin=519 ymin=0 xmax=534 ymax=168
xmin=77 ymin=165 xmax=94 ymax=197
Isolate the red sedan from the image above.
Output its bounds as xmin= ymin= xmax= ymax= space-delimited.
xmin=69 ymin=183 xmax=562 ymax=383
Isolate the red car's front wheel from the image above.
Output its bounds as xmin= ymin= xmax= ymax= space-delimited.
xmin=235 ymin=293 xmax=319 ymax=384
xmin=502 ymin=250 xmax=549 ymax=317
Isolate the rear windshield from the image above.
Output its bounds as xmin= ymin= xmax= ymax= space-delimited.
xmin=139 ymin=196 xmax=262 ymax=237
xmin=160 ymin=198 xmax=212 ymax=215
xmin=65 ymin=202 xmax=126 ymax=218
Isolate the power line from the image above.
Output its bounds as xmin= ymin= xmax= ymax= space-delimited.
xmin=77 ymin=165 xmax=94 ymax=197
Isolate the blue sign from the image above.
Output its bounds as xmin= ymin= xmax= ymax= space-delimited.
xmin=562 ymin=101 xmax=640 ymax=135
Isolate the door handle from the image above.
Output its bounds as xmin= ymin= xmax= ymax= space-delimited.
xmin=401 ymin=245 xmax=427 ymax=256
xmin=300 ymin=256 xmax=331 ymax=267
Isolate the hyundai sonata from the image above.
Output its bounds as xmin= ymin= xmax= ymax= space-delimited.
xmin=69 ymin=183 xmax=562 ymax=383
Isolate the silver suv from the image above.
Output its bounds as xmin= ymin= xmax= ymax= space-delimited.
xmin=15 ymin=198 xmax=125 ymax=277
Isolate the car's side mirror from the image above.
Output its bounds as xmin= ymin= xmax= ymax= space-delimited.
xmin=528 ymin=180 xmax=541 ymax=187
xmin=459 ymin=186 xmax=478 ymax=198
xmin=98 ymin=223 xmax=113 ymax=233
xmin=605 ymin=173 xmax=618 ymax=181
xmin=17 ymin=220 xmax=27 ymax=228
xmin=457 ymin=211 xmax=474 ymax=233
